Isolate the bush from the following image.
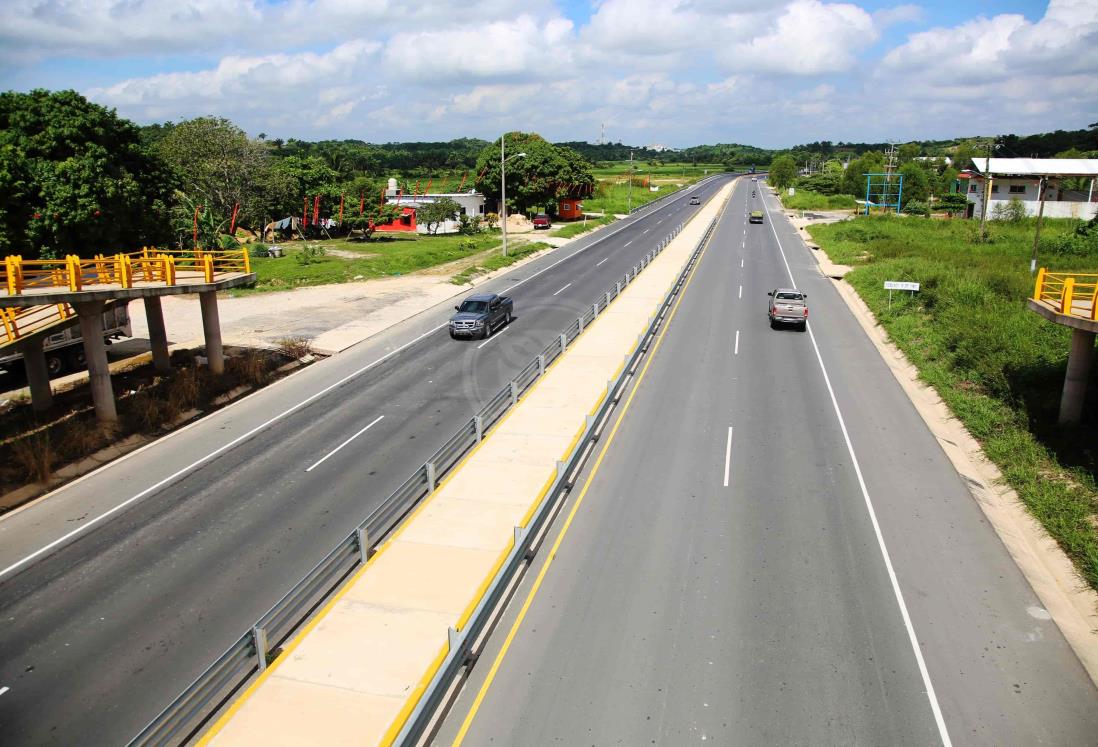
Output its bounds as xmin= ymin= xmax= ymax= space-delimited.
xmin=458 ymin=214 xmax=481 ymax=235
xmin=902 ymin=200 xmax=930 ymax=216
xmin=1040 ymin=216 xmax=1098 ymax=258
xmin=250 ymin=242 xmax=269 ymax=258
xmin=457 ymin=238 xmax=478 ymax=252
xmin=991 ymin=197 xmax=1027 ymax=223
xmin=483 ymin=212 xmax=499 ymax=230
xmin=277 ymin=337 xmax=312 ymax=359
xmin=295 ymin=244 xmax=327 ymax=265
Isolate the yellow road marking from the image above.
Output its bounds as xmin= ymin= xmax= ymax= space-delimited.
xmin=450 ymin=199 xmax=725 ymax=745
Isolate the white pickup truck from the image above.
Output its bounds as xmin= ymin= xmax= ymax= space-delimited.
xmin=0 ymin=304 xmax=132 ymax=377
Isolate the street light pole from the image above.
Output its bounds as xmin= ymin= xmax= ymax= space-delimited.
xmin=627 ymin=150 xmax=633 ymax=213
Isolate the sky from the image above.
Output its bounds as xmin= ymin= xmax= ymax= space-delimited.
xmin=1 ymin=0 xmax=1095 ymax=149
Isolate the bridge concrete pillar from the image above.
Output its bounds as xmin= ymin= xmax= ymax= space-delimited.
xmin=75 ymin=300 xmax=117 ymax=423
xmin=143 ymin=296 xmax=171 ymax=374
xmin=1058 ymin=328 xmax=1095 ymax=425
xmin=18 ymin=337 xmax=53 ymax=412
xmin=198 ymin=290 xmax=224 ymax=375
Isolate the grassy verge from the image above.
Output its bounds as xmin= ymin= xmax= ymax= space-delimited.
xmin=807 ymin=214 xmax=1098 ymax=590
xmin=238 ymin=231 xmax=503 ymax=294
xmin=449 ymin=241 xmax=552 ymax=285
xmin=780 ymin=189 xmax=857 ymax=211
xmin=553 ymin=215 xmax=616 ymax=239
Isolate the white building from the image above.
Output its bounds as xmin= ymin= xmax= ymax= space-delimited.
xmin=964 ymin=158 xmax=1098 ymax=220
xmin=383 ymin=177 xmax=487 ymax=234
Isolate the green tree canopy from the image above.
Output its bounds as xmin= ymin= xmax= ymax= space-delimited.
xmin=0 ymin=89 xmax=174 ymax=258
xmin=417 ymin=197 xmax=461 ymax=234
xmin=475 ymin=133 xmax=594 ymax=214
xmin=898 ymin=163 xmax=931 ymax=206
xmin=768 ymin=155 xmax=798 ymax=189
xmin=154 ymin=117 xmax=277 ymax=236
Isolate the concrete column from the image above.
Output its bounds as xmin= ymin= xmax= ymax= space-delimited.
xmin=143 ymin=296 xmax=171 ymax=374
xmin=18 ymin=337 xmax=53 ymax=412
xmin=1058 ymin=328 xmax=1095 ymax=425
xmin=198 ymin=290 xmax=224 ymax=375
xmin=75 ymin=300 xmax=117 ymax=423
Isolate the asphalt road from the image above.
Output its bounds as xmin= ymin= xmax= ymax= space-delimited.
xmin=436 ymin=178 xmax=1098 ymax=745
xmin=0 ymin=176 xmax=732 ymax=746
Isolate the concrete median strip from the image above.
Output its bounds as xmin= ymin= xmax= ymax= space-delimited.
xmin=201 ymin=182 xmax=734 ymax=746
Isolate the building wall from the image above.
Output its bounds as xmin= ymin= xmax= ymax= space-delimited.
xmin=965 ymin=177 xmax=1096 ymax=219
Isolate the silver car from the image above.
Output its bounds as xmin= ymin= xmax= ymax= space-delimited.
xmin=768 ymin=288 xmax=808 ymax=330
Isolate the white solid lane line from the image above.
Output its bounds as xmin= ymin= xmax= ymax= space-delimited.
xmin=552 ymin=282 xmax=572 ymax=296
xmin=477 ymin=325 xmax=511 ymax=349
xmin=734 ymin=330 xmax=740 ymax=355
xmin=0 ymin=686 xmax=9 ymax=696
xmin=741 ymin=258 xmax=744 ymax=268
xmin=624 ymin=240 xmax=633 ymax=246
xmin=761 ymin=192 xmax=953 ymax=747
xmin=0 ymin=177 xmax=728 ymax=582
xmin=738 ymin=285 xmax=742 ymax=299
xmin=596 ymin=257 xmax=609 ymax=267
xmin=723 ymin=426 xmax=734 ymax=487
xmin=305 ymin=415 xmax=385 ymax=473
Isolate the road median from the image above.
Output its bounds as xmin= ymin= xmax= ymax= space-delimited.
xmin=200 ymin=181 xmax=734 ymax=746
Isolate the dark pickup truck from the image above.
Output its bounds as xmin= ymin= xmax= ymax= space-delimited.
xmin=449 ymin=293 xmax=514 ymax=339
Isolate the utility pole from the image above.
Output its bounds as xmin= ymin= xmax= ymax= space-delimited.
xmin=627 ymin=150 xmax=634 ymax=213
xmin=501 ymin=135 xmax=508 ymax=257
xmin=1030 ymin=175 xmax=1048 ymax=273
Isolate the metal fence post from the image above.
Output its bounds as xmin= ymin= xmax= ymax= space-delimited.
xmin=578 ymin=315 xmax=584 ymax=333
xmin=474 ymin=415 xmax=484 ymax=442
xmin=616 ymin=281 xmax=622 ymax=295
xmin=592 ymin=302 xmax=599 ymax=319
xmin=252 ymin=626 xmax=269 ymax=673
xmin=426 ymin=462 xmax=437 ymax=493
xmin=605 ymin=291 xmax=611 ymax=306
xmin=537 ymin=354 xmax=546 ymax=377
xmin=560 ymin=333 xmax=567 ymax=353
xmin=355 ymin=526 xmax=370 ymax=564
xmin=510 ymin=380 xmax=519 ymax=406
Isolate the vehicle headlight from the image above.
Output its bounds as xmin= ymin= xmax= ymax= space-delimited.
xmin=473 ymin=319 xmax=485 ymax=326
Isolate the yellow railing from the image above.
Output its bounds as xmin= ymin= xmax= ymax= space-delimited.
xmin=1 ymin=247 xmax=250 ymax=296
xmin=0 ymin=303 xmax=74 ymax=345
xmin=1033 ymin=269 xmax=1098 ymax=320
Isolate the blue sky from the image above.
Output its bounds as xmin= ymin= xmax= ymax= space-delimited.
xmin=1 ymin=1 xmax=1093 ymax=148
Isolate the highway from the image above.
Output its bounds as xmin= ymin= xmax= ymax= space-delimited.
xmin=0 ymin=176 xmax=731 ymax=746
xmin=437 ymin=178 xmax=1098 ymax=744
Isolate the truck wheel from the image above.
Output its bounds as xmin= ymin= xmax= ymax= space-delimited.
xmin=46 ymin=353 xmax=66 ymax=377
xmin=449 ymin=332 xmax=458 ymax=340
xmin=505 ymin=311 xmax=512 ymax=325
xmin=481 ymin=325 xmax=490 ymax=339
xmin=66 ymin=347 xmax=87 ymax=370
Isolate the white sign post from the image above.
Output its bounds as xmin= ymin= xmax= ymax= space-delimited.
xmin=884 ymin=280 xmax=920 ymax=309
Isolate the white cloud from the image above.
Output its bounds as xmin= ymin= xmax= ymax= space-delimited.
xmin=726 ymin=0 xmax=877 ymax=75
xmin=874 ymin=4 xmax=923 ymax=28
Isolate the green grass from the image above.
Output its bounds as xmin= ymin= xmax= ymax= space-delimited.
xmin=808 ymin=214 xmax=1098 ymax=590
xmin=237 ymin=231 xmax=504 ymax=294
xmin=449 ymin=241 xmax=551 ymax=285
xmin=553 ymin=215 xmax=616 ymax=239
xmin=582 ymin=162 xmax=720 ymax=215
xmin=780 ymin=189 xmax=857 ymax=211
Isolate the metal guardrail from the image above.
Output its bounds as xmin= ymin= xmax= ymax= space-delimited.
xmin=129 ymin=215 xmax=699 ymax=747
xmin=389 ymin=212 xmax=721 ymax=745
xmin=1033 ymin=268 xmax=1098 ymax=320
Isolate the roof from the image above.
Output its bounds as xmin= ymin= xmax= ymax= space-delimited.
xmin=972 ymin=158 xmax=1098 ymax=177
xmin=465 ymin=293 xmax=497 ymax=301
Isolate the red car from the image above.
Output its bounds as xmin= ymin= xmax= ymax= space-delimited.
xmin=532 ymin=213 xmax=552 ymax=229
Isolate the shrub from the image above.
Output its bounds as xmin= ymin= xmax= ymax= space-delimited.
xmin=457 ymin=238 xmax=478 ymax=252
xmin=11 ymin=432 xmax=53 ymax=483
xmin=991 ymin=197 xmax=1027 ymax=223
xmin=227 ymin=349 xmax=270 ymax=387
xmin=295 ymin=244 xmax=327 ymax=265
xmin=483 ymin=212 xmax=499 ymax=230
xmin=250 ymin=242 xmax=269 ymax=258
xmin=277 ymin=337 xmax=312 ymax=359
xmin=902 ymin=200 xmax=930 ymax=216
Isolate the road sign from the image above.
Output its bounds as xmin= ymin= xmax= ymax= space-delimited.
xmin=884 ymin=281 xmax=920 ymax=291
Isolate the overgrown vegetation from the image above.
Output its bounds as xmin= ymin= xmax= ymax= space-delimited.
xmin=808 ymin=214 xmax=1098 ymax=590
xmin=0 ymin=347 xmax=307 ymax=500
xmin=779 ymin=189 xmax=857 ymax=211
xmin=449 ymin=241 xmax=551 ymax=285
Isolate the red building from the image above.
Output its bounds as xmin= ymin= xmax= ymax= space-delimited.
xmin=557 ymin=198 xmax=583 ymax=220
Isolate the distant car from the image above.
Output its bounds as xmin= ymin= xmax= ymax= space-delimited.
xmin=768 ymin=289 xmax=808 ymax=330
xmin=449 ymin=293 xmax=513 ymax=339
xmin=532 ymin=213 xmax=552 ymax=229
xmin=690 ymin=196 xmax=701 ymax=205
xmin=749 ymin=210 xmax=764 ymax=224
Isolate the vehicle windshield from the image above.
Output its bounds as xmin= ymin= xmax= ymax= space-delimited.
xmin=776 ymin=292 xmax=803 ymax=300
xmin=459 ymin=300 xmax=489 ymax=313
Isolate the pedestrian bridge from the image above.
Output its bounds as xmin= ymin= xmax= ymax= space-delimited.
xmin=0 ymin=247 xmax=255 ymax=421
xmin=1028 ymin=269 xmax=1098 ymax=425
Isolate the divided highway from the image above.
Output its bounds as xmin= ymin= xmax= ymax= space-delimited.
xmin=0 ymin=177 xmax=731 ymax=746
xmin=437 ymin=179 xmax=1098 ymax=744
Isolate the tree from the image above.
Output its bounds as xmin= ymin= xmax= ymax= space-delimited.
xmin=417 ymin=197 xmax=461 ymax=234
xmin=937 ymin=193 xmax=970 ymax=218
xmin=768 ymin=155 xmax=797 ymax=189
xmin=841 ymin=152 xmax=884 ymax=197
xmin=0 ymin=89 xmax=174 ymax=258
xmin=898 ymin=142 xmax=921 ymax=164
xmin=154 ymin=117 xmax=275 ymax=237
xmin=898 ymin=163 xmax=930 ymax=206
xmin=475 ymin=133 xmax=594 ymax=215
